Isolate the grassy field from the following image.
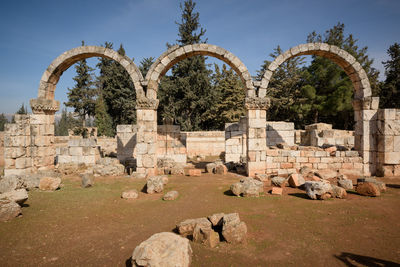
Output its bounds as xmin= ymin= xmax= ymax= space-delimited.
xmin=0 ymin=173 xmax=399 ymax=266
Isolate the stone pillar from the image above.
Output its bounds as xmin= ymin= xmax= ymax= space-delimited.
xmin=245 ymin=97 xmax=270 ymax=177
xmin=352 ymin=97 xmax=379 ymax=176
xmin=29 ymin=98 xmax=59 ymax=172
xmin=136 ymin=97 xmax=159 ymax=176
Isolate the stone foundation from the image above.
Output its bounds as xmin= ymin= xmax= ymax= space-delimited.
xmin=181 ymin=131 xmax=224 ymax=157
xmin=56 ymin=138 xmax=99 ymax=165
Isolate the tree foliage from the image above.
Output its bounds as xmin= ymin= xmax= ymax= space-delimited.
xmin=64 ymin=41 xmax=97 ymax=126
xmin=380 ymin=43 xmax=400 ymax=108
xmin=16 ymin=103 xmax=28 ymax=115
xmin=94 ymin=93 xmax=114 ymax=137
xmin=55 ymin=109 xmax=81 ymax=136
xmin=0 ymin=113 xmax=8 ymax=131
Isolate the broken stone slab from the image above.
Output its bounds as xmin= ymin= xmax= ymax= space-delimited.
xmin=271 ymin=187 xmax=283 ymax=195
xmin=39 ymin=177 xmax=61 ymax=191
xmin=271 ymin=176 xmax=287 ymax=187
xmin=146 ymin=176 xmax=167 ymax=194
xmin=230 ymin=178 xmax=263 ymax=197
xmin=193 ymin=224 xmax=220 ymax=248
xmin=214 ymin=164 xmax=228 ymax=175
xmin=356 ymin=182 xmax=380 ymax=197
xmin=176 ymin=217 xmax=211 ymax=237
xmin=304 ymin=181 xmax=333 ymax=200
xmin=131 ymin=232 xmax=192 ymax=267
xmin=187 ymin=169 xmax=201 ymax=176
xmin=254 ymin=173 xmax=272 ymax=186
xmin=80 ymin=173 xmax=94 ymax=188
xmin=337 ymin=178 xmax=353 ymax=190
xmin=208 ymin=213 xmax=225 ymax=227
xmin=0 ymin=189 xmax=28 ymax=204
xmin=314 ymin=169 xmax=338 ymax=180
xmin=0 ymin=200 xmax=21 ymax=222
xmin=163 ymin=191 xmax=179 ymax=201
xmin=230 ymin=182 xmax=243 ymax=196
xmin=288 ymin=173 xmax=305 ymax=188
xmin=205 ymin=163 xmax=216 ymax=173
xmin=331 ymin=185 xmax=347 ymax=199
xmin=364 ymin=178 xmax=386 ymax=192
xmin=221 ymin=213 xmax=247 ymax=244
xmin=121 ymin=189 xmax=139 ymax=199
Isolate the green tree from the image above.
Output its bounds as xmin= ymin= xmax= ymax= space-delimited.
xmin=97 ymin=43 xmax=136 ymax=128
xmin=64 ymin=41 xmax=97 ymax=126
xmin=158 ymin=0 xmax=214 ymax=130
xmin=94 ymin=94 xmax=114 ymax=137
xmin=303 ymin=22 xmax=380 ymax=129
xmin=0 ymin=113 xmax=8 ymax=131
xmin=380 ymin=43 xmax=400 ymax=108
xmin=139 ymin=57 xmax=155 ymax=78
xmin=204 ymin=64 xmax=245 ymax=129
xmin=55 ymin=109 xmax=81 ymax=136
xmin=16 ymin=103 xmax=27 ymax=114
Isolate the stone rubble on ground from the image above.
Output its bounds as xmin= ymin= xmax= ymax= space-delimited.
xmin=131 ymin=232 xmax=192 ymax=267
xmin=146 ymin=176 xmax=167 ymax=194
xmin=271 ymin=187 xmax=283 ymax=195
xmin=80 ymin=173 xmax=94 ymax=188
xmin=304 ymin=181 xmax=334 ymax=200
xmin=288 ymin=173 xmax=305 ymax=188
xmin=121 ymin=189 xmax=139 ymax=199
xmin=39 ymin=177 xmax=61 ymax=191
xmin=221 ymin=213 xmax=247 ymax=244
xmin=163 ymin=190 xmax=179 ymax=201
xmin=271 ymin=176 xmax=287 ymax=187
xmin=356 ymin=181 xmax=381 ymax=197
xmin=337 ymin=176 xmax=353 ymax=190
xmin=0 ymin=199 xmax=22 ymax=222
xmin=230 ymin=178 xmax=263 ymax=197
xmin=0 ymin=189 xmax=28 ymax=204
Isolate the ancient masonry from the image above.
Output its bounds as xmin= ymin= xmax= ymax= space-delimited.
xmin=1 ymin=43 xmax=399 ymax=177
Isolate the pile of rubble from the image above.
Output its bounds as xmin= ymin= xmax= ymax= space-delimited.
xmin=157 ymin=158 xmax=185 ymax=175
xmin=57 ymin=157 xmax=125 ymax=176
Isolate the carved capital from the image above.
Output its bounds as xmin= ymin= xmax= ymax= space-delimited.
xmin=245 ymin=97 xmax=271 ymax=110
xmin=30 ymin=98 xmax=60 ymax=114
xmin=136 ymin=97 xmax=159 ymax=110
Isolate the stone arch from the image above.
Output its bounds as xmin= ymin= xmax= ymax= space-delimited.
xmin=144 ymin=44 xmax=255 ymax=99
xmin=259 ymin=43 xmax=372 ymax=100
xmin=33 ymin=46 xmax=145 ymax=112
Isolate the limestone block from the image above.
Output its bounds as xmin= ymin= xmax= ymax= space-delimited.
xmin=394 ymin=136 xmax=400 ymax=152
xmin=248 ymin=119 xmax=265 ymax=128
xmin=57 ymin=155 xmax=70 ymax=164
xmin=362 ymin=110 xmax=377 ymax=121
xmin=69 ymin=147 xmax=83 ymax=156
xmin=142 ymin=154 xmax=155 ymax=168
xmin=248 ymin=138 xmax=266 ymax=151
xmin=384 ymin=152 xmax=400 ymax=164
xmin=116 ymin=125 xmax=133 ymax=133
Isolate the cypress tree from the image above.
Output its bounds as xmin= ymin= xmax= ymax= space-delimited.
xmin=0 ymin=113 xmax=8 ymax=131
xmin=64 ymin=41 xmax=97 ymax=126
xmin=380 ymin=43 xmax=400 ymax=108
xmin=94 ymin=94 xmax=114 ymax=137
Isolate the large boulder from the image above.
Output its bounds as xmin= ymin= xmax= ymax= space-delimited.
xmin=121 ymin=190 xmax=139 ymax=199
xmin=93 ymin=157 xmax=125 ymax=176
xmin=221 ymin=213 xmax=247 ymax=244
xmin=356 ymin=182 xmax=380 ymax=197
xmin=338 ymin=178 xmax=353 ymax=190
xmin=205 ymin=163 xmax=217 ymax=173
xmin=193 ymin=224 xmax=220 ymax=248
xmin=146 ymin=176 xmax=167 ymax=194
xmin=208 ymin=213 xmax=225 ymax=227
xmin=254 ymin=173 xmax=272 ymax=186
xmin=214 ymin=164 xmax=228 ymax=175
xmin=331 ymin=185 xmax=347 ymax=199
xmin=39 ymin=177 xmax=61 ymax=191
xmin=177 ymin=217 xmax=211 ymax=237
xmin=131 ymin=232 xmax=192 ymax=267
xmin=304 ymin=181 xmax=333 ymax=200
xmin=0 ymin=175 xmax=21 ymax=193
xmin=0 ymin=189 xmax=28 ymax=204
xmin=230 ymin=178 xmax=263 ymax=197
xmin=0 ymin=200 xmax=21 ymax=222
xmin=163 ymin=191 xmax=179 ymax=201
xmin=271 ymin=176 xmax=287 ymax=187
xmin=80 ymin=173 xmax=94 ymax=188
xmin=364 ymin=178 xmax=387 ymax=192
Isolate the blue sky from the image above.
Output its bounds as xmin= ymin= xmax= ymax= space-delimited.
xmin=0 ymin=0 xmax=399 ymax=114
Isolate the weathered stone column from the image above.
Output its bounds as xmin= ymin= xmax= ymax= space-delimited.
xmin=136 ymin=97 xmax=159 ymax=176
xmin=29 ymin=98 xmax=59 ymax=172
xmin=245 ymin=97 xmax=270 ymax=177
xmin=353 ymin=97 xmax=379 ymax=176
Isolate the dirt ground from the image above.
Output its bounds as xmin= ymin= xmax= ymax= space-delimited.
xmin=1 ymin=172 xmax=400 ymax=266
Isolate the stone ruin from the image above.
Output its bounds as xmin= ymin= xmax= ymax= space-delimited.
xmin=0 ymin=42 xmax=399 ymax=180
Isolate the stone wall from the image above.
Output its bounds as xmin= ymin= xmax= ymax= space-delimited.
xmin=116 ymin=125 xmax=138 ymax=163
xmin=157 ymin=125 xmax=186 ymax=164
xmin=301 ymin=123 xmax=354 ymax=147
xmin=266 ymin=121 xmax=295 ymax=146
xmin=376 ymin=109 xmax=400 ymax=176
xmin=0 ymin=131 xmax=4 ymax=167
xmin=181 ymin=131 xmax=224 ymax=157
xmin=56 ymin=138 xmax=99 ymax=165
xmin=97 ymin=137 xmax=117 ymax=156
xmin=266 ymin=147 xmax=363 ymax=176
xmin=225 ymin=117 xmax=247 ymax=163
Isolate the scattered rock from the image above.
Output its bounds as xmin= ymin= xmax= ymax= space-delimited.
xmin=0 ymin=200 xmax=21 ymax=222
xmin=208 ymin=213 xmax=224 ymax=227
xmin=254 ymin=173 xmax=271 ymax=186
xmin=39 ymin=177 xmax=61 ymax=191
xmin=364 ymin=178 xmax=386 ymax=192
xmin=214 ymin=164 xmax=228 ymax=175
xmin=0 ymin=189 xmax=28 ymax=204
xmin=146 ymin=176 xmax=166 ymax=194
xmin=230 ymin=178 xmax=263 ymax=197
xmin=187 ymin=169 xmax=201 ymax=176
xmin=356 ymin=182 xmax=380 ymax=197
xmin=331 ymin=185 xmax=347 ymax=199
xmin=130 ymin=172 xmax=147 ymax=179
xmin=171 ymin=165 xmax=185 ymax=175
xmin=314 ymin=169 xmax=338 ymax=180
xmin=80 ymin=173 xmax=94 ymax=188
xmin=0 ymin=175 xmax=21 ymax=193
xmin=163 ymin=191 xmax=179 ymax=201
xmin=177 ymin=217 xmax=211 ymax=237
xmin=193 ymin=224 xmax=220 ymax=248
xmin=311 ymin=176 xmax=321 ymax=181
xmin=288 ymin=173 xmax=305 ymax=188
xmin=131 ymin=232 xmax=192 ymax=267
xmin=205 ymin=163 xmax=216 ymax=173
xmin=337 ymin=178 xmax=353 ymax=190
xmin=304 ymin=181 xmax=333 ymax=200
xmin=271 ymin=187 xmax=283 ymax=195
xmin=299 ymin=166 xmax=312 ymax=177
xmin=93 ymin=157 xmax=125 ymax=176
xmin=121 ymin=190 xmax=139 ymax=199
xmin=222 ymin=213 xmax=247 ymax=244
xmin=271 ymin=176 xmax=287 ymax=187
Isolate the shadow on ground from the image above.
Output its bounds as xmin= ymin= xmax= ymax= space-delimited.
xmin=334 ymin=252 xmax=400 ymax=266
